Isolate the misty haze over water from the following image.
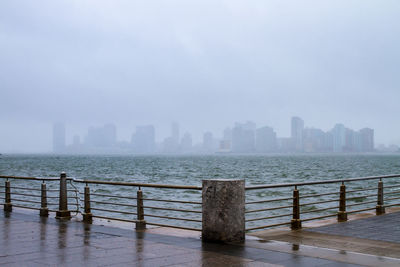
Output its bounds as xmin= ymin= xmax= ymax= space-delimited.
xmin=1 ymin=1 xmax=400 ymax=153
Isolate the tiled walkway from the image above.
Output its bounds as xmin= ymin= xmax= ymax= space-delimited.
xmin=0 ymin=211 xmax=364 ymax=267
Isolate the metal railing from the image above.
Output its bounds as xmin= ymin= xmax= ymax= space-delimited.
xmin=0 ymin=174 xmax=202 ymax=231
xmin=1 ymin=173 xmax=400 ymax=233
xmin=245 ymin=174 xmax=400 ymax=231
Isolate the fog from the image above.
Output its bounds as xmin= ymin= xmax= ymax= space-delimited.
xmin=1 ymin=1 xmax=400 ymax=153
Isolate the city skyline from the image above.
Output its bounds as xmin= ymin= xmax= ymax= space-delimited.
xmin=48 ymin=116 xmax=394 ymax=155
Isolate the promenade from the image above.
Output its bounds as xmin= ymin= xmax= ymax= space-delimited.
xmin=2 ymin=209 xmax=400 ymax=266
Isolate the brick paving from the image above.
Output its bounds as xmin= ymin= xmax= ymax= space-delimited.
xmin=0 ymin=210 xmax=365 ymax=267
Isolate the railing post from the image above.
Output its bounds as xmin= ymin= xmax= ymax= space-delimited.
xmin=202 ymin=179 xmax=245 ymax=243
xmin=135 ymin=187 xmax=146 ymax=230
xmin=337 ymin=182 xmax=347 ymax=222
xmin=82 ymin=184 xmax=93 ymax=223
xmin=56 ymin=172 xmax=71 ymax=219
xmin=40 ymin=181 xmax=49 ymax=217
xmin=4 ymin=180 xmax=12 ymax=212
xmin=291 ymin=186 xmax=301 ymax=230
xmin=376 ymin=179 xmax=385 ymax=215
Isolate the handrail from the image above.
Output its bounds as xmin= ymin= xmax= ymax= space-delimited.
xmin=0 ymin=175 xmax=202 ymax=190
xmin=245 ymin=174 xmax=400 ymax=190
xmin=73 ymin=178 xmax=202 ymax=190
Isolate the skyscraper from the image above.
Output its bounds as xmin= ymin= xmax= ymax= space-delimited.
xmin=53 ymin=122 xmax=66 ymax=153
xmin=232 ymin=121 xmax=256 ymax=153
xmin=291 ymin=117 xmax=304 ymax=152
xmin=131 ymin=125 xmax=155 ymax=153
xmin=256 ymin=126 xmax=277 ymax=153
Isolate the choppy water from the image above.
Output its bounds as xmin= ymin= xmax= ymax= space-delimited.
xmin=1 ymin=154 xmax=400 ymax=230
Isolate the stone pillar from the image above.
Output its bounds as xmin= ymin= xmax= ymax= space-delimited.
xmin=56 ymin=172 xmax=71 ymax=219
xmin=202 ymin=179 xmax=245 ymax=243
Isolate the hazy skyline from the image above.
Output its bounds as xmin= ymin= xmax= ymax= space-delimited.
xmin=1 ymin=1 xmax=400 ymax=152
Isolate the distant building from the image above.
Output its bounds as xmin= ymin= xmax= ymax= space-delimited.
xmin=303 ymin=128 xmax=325 ymax=152
xmin=180 ymin=132 xmax=193 ymax=153
xmin=85 ymin=123 xmax=117 ymax=148
xmin=162 ymin=122 xmax=180 ymax=153
xmin=131 ymin=125 xmax=155 ymax=153
xmin=359 ymin=128 xmax=374 ymax=152
xmin=53 ymin=123 xmax=66 ymax=153
xmin=232 ymin=121 xmax=256 ymax=153
xmin=256 ymin=126 xmax=277 ymax=153
xmin=291 ymin=117 xmax=304 ymax=152
xmin=203 ymin=132 xmax=214 ymax=152
xmin=331 ymin=124 xmax=346 ymax=152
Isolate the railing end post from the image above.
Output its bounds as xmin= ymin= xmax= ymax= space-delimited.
xmin=291 ymin=187 xmax=302 ymax=230
xmin=56 ymin=172 xmax=71 ymax=220
xmin=136 ymin=188 xmax=146 ymax=230
xmin=4 ymin=180 xmax=12 ymax=212
xmin=83 ymin=185 xmax=93 ymax=223
xmin=376 ymin=180 xmax=385 ymax=215
xmin=337 ymin=183 xmax=348 ymax=222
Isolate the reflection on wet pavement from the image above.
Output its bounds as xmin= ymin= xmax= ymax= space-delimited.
xmin=0 ymin=210 xmax=368 ymax=266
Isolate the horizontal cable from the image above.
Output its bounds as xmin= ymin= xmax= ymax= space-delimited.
xmin=245 ymin=205 xmax=292 ymax=214
xmin=385 ymin=196 xmax=400 ymax=201
xmin=301 ymin=206 xmax=339 ymax=214
xmin=384 ymin=203 xmax=400 ymax=208
xmin=385 ymin=190 xmax=400 ymax=195
xmin=301 ymin=213 xmax=336 ymax=222
xmin=143 ymin=198 xmax=201 ymax=205
xmin=245 ymin=174 xmax=400 ymax=190
xmin=12 ymin=198 xmax=41 ymax=204
xmin=246 ymin=213 xmax=292 ymax=222
xmin=10 ymin=186 xmax=42 ymax=191
xmin=301 ymin=191 xmax=339 ymax=198
xmin=9 ymin=192 xmax=41 ymax=198
xmin=90 ymin=200 xmax=137 ymax=208
xmin=92 ymin=215 xmax=138 ymax=223
xmin=145 ymin=221 xmax=201 ymax=232
xmin=346 ymin=200 xmax=377 ymax=208
xmin=347 ymin=207 xmax=376 ymax=214
xmin=13 ymin=204 xmax=41 ymax=210
xmin=246 ymin=221 xmax=291 ymax=231
xmin=91 ymin=207 xmax=137 ymax=215
xmin=144 ymin=213 xmax=201 ymax=222
xmin=346 ymin=187 xmax=378 ymax=193
xmin=347 ymin=194 xmax=377 ymax=201
xmin=246 ymin=196 xmax=293 ymax=205
xmin=144 ymin=206 xmax=202 ymax=213
xmin=74 ymin=179 xmax=202 ymax=190
xmin=382 ymin=184 xmax=400 ymax=189
xmin=86 ymin=192 xmax=137 ymax=200
xmin=300 ymin=198 xmax=339 ymax=206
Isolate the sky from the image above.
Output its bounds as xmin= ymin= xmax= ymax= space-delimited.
xmin=1 ymin=0 xmax=400 ymax=152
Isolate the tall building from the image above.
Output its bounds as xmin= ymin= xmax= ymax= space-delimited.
xmin=53 ymin=123 xmax=66 ymax=153
xmin=203 ymin=132 xmax=214 ymax=152
xmin=131 ymin=125 xmax=155 ymax=153
xmin=291 ymin=117 xmax=304 ymax=152
xmin=180 ymin=132 xmax=193 ymax=153
xmin=232 ymin=121 xmax=256 ymax=153
xmin=331 ymin=124 xmax=346 ymax=152
xmin=163 ymin=122 xmax=180 ymax=153
xmin=359 ymin=128 xmax=374 ymax=152
xmin=171 ymin=122 xmax=179 ymax=144
xmin=256 ymin=126 xmax=277 ymax=153
xmin=85 ymin=124 xmax=117 ymax=148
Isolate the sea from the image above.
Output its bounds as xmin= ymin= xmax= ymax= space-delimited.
xmin=1 ymin=154 xmax=400 ymax=230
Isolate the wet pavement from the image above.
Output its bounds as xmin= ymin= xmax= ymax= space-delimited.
xmin=0 ymin=210 xmax=370 ymax=267
xmin=305 ymin=211 xmax=400 ymax=243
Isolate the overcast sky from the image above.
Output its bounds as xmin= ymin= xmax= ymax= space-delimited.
xmin=1 ymin=1 xmax=400 ymax=152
